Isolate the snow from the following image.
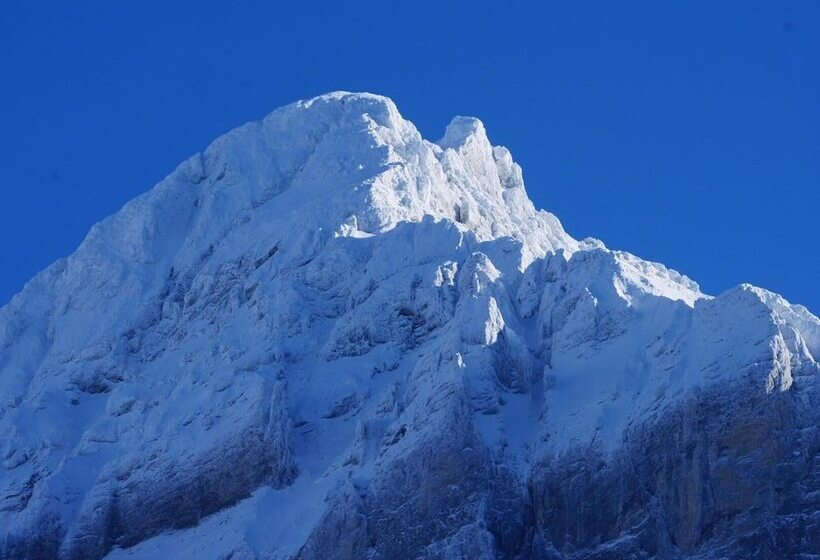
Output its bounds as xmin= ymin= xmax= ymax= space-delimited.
xmin=0 ymin=91 xmax=816 ymax=560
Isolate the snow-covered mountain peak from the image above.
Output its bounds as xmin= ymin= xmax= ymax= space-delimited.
xmin=159 ymin=91 xmax=583 ymax=270
xmin=1 ymin=92 xmax=818 ymax=560
xmin=294 ymin=90 xmax=404 ymax=126
xmin=269 ymin=91 xmax=413 ymax=140
xmin=436 ymin=115 xmax=489 ymax=150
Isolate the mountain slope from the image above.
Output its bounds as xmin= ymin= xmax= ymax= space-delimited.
xmin=1 ymin=92 xmax=817 ymax=560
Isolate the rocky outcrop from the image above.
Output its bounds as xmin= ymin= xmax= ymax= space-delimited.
xmin=531 ymin=372 xmax=819 ymax=559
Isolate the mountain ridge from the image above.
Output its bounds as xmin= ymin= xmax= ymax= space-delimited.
xmin=1 ymin=92 xmax=817 ymax=560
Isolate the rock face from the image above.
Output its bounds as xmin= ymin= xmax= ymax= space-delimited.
xmin=0 ymin=92 xmax=817 ymax=560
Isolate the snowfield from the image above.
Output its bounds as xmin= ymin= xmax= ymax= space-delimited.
xmin=1 ymin=92 xmax=817 ymax=560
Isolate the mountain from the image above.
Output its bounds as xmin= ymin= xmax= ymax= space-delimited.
xmin=1 ymin=92 xmax=817 ymax=560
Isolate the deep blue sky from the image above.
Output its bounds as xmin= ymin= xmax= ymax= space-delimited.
xmin=1 ymin=1 xmax=818 ymax=311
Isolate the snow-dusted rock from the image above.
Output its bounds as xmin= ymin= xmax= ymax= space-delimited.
xmin=0 ymin=92 xmax=817 ymax=560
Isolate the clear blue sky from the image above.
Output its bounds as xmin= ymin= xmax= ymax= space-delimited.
xmin=1 ymin=1 xmax=818 ymax=311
